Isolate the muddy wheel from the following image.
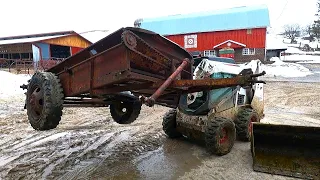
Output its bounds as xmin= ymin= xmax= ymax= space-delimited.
xmin=26 ymin=71 xmax=64 ymax=130
xmin=205 ymin=117 xmax=236 ymax=156
xmin=162 ymin=109 xmax=182 ymax=138
xmin=110 ymin=99 xmax=142 ymax=124
xmin=235 ymin=108 xmax=260 ymax=142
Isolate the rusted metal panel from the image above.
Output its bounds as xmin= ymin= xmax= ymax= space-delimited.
xmin=92 ymin=45 xmax=129 ymax=89
xmin=45 ymin=27 xmax=193 ymax=107
xmin=251 ymin=123 xmax=320 ymax=179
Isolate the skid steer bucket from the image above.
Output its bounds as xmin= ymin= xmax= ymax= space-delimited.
xmin=251 ymin=123 xmax=320 ymax=179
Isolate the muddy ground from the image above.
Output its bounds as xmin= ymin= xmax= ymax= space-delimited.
xmin=0 ymin=81 xmax=319 ymax=180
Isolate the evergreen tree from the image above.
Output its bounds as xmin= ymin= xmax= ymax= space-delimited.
xmin=311 ymin=0 xmax=320 ymax=41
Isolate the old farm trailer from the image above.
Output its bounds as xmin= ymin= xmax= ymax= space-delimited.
xmin=21 ymin=27 xmax=264 ymax=130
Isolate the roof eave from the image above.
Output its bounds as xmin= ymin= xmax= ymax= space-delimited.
xmin=162 ymin=26 xmax=268 ymax=36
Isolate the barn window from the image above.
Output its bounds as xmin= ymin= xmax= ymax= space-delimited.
xmin=203 ymin=50 xmax=216 ymax=57
xmin=242 ymin=48 xmax=255 ymax=55
xmin=21 ymin=53 xmax=30 ymax=59
xmin=50 ymin=45 xmax=71 ymax=59
xmin=12 ymin=53 xmax=20 ymax=59
xmin=247 ymin=29 xmax=252 ymax=34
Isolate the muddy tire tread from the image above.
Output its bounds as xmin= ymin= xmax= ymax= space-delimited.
xmin=162 ymin=109 xmax=182 ymax=138
xmin=235 ymin=108 xmax=259 ymax=142
xmin=205 ymin=117 xmax=236 ymax=156
xmin=27 ymin=71 xmax=64 ymax=130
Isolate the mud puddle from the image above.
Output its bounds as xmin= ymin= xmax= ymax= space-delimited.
xmin=88 ymin=138 xmax=204 ymax=180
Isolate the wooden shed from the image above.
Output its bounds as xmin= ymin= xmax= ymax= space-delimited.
xmin=0 ymin=31 xmax=92 ymax=71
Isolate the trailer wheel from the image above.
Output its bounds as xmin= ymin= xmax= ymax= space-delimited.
xmin=26 ymin=71 xmax=64 ymax=130
xmin=162 ymin=109 xmax=182 ymax=138
xmin=205 ymin=117 xmax=236 ymax=156
xmin=235 ymin=108 xmax=259 ymax=142
xmin=110 ymin=100 xmax=141 ymax=124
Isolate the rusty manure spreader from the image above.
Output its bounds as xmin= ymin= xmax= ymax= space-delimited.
xmin=20 ymin=27 xmax=319 ymax=179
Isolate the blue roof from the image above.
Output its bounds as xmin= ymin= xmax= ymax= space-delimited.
xmin=139 ymin=5 xmax=270 ymax=35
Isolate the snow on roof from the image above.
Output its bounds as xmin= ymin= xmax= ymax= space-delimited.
xmin=285 ymin=46 xmax=304 ymax=53
xmin=0 ymin=31 xmax=78 ymax=45
xmin=140 ymin=5 xmax=270 ymax=35
xmin=266 ymin=34 xmax=287 ymax=50
xmin=78 ymin=30 xmax=114 ymax=43
xmin=0 ymin=34 xmax=69 ymax=45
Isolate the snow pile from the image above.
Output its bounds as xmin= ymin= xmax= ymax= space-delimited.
xmin=0 ymin=71 xmax=30 ymax=99
xmin=281 ymin=53 xmax=320 ymax=63
xmin=297 ymin=59 xmax=320 ymax=64
xmin=261 ymin=57 xmax=313 ymax=77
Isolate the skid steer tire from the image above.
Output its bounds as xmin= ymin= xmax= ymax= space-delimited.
xmin=26 ymin=71 xmax=64 ymax=130
xmin=205 ymin=117 xmax=236 ymax=156
xmin=110 ymin=100 xmax=142 ymax=124
xmin=162 ymin=109 xmax=182 ymax=138
xmin=235 ymin=108 xmax=259 ymax=142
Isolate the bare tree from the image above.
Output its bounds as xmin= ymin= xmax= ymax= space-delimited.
xmin=282 ymin=24 xmax=301 ymax=43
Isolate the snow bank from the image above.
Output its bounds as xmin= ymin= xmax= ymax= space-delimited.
xmin=297 ymin=60 xmax=320 ymax=64
xmin=0 ymin=71 xmax=30 ymax=99
xmin=281 ymin=54 xmax=320 ymax=62
xmin=262 ymin=57 xmax=313 ymax=77
xmin=241 ymin=58 xmax=313 ymax=78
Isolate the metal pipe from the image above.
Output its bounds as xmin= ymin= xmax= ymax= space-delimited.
xmin=141 ymin=59 xmax=189 ymax=107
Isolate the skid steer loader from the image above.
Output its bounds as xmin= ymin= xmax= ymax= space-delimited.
xmin=162 ymin=57 xmax=265 ymax=155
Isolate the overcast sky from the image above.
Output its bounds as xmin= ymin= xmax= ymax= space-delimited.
xmin=0 ymin=0 xmax=317 ymax=37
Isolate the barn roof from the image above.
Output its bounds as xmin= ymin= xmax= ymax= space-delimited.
xmin=139 ymin=5 xmax=270 ymax=35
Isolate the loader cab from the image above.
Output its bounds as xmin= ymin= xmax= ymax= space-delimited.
xmin=192 ymin=56 xmax=235 ymax=72
xmin=179 ymin=57 xmax=237 ymax=115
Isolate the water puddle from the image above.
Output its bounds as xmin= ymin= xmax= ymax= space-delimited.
xmin=89 ymin=138 xmax=204 ymax=180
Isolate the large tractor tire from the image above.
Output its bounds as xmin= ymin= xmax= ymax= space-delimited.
xmin=235 ymin=108 xmax=260 ymax=142
xmin=205 ymin=117 xmax=236 ymax=156
xmin=110 ymin=99 xmax=142 ymax=124
xmin=26 ymin=71 xmax=64 ymax=130
xmin=162 ymin=109 xmax=182 ymax=138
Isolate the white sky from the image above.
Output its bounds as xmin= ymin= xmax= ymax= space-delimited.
xmin=0 ymin=0 xmax=317 ymax=37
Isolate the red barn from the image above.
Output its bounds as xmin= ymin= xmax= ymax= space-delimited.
xmin=137 ymin=5 xmax=270 ymax=63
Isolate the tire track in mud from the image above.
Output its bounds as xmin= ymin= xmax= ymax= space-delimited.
xmin=0 ymin=105 xmax=169 ymax=180
xmin=0 ymin=94 xmax=168 ymax=180
xmin=0 ymin=129 xmax=123 ymax=179
xmin=59 ymin=128 xmax=166 ymax=180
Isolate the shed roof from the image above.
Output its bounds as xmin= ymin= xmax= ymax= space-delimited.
xmin=139 ymin=5 xmax=270 ymax=35
xmin=266 ymin=34 xmax=287 ymax=50
xmin=0 ymin=31 xmax=92 ymax=45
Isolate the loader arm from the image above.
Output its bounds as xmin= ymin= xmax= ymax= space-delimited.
xmin=140 ymin=59 xmax=265 ymax=107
